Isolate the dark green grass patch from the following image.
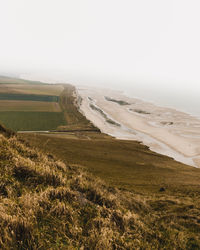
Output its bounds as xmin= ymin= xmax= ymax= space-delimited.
xmin=0 ymin=112 xmax=67 ymax=131
xmin=0 ymin=93 xmax=59 ymax=102
xmin=105 ymin=96 xmax=130 ymax=105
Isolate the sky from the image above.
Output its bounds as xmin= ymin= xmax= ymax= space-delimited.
xmin=1 ymin=0 xmax=200 ymax=96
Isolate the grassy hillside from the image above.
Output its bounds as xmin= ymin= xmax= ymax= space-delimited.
xmin=18 ymin=80 xmax=200 ymax=248
xmin=1 ymin=78 xmax=200 ymax=248
xmin=1 ymin=130 xmax=200 ymax=249
xmin=58 ymin=85 xmax=100 ymax=131
xmin=21 ymin=133 xmax=200 ymax=195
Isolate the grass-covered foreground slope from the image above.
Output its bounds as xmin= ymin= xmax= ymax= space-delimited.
xmin=1 ymin=130 xmax=200 ymax=249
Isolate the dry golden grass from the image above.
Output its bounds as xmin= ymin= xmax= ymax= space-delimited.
xmin=0 ymin=129 xmax=200 ymax=249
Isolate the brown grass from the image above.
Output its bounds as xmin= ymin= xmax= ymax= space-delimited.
xmin=1 ymin=132 xmax=200 ymax=249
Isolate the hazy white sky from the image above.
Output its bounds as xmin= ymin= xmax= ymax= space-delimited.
xmin=1 ymin=0 xmax=200 ymax=92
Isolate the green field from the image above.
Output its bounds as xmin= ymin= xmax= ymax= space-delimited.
xmin=0 ymin=111 xmax=67 ymax=131
xmin=0 ymin=78 xmax=65 ymax=131
xmin=0 ymin=100 xmax=61 ymax=112
xmin=0 ymin=83 xmax=64 ymax=95
xmin=0 ymin=93 xmax=59 ymax=102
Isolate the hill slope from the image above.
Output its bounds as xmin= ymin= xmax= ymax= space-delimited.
xmin=1 ymin=78 xmax=200 ymax=248
xmin=0 ymin=130 xmax=200 ymax=249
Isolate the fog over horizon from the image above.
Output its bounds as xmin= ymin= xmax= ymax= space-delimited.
xmin=1 ymin=0 xmax=200 ymax=115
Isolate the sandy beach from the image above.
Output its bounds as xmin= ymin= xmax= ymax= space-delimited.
xmin=77 ymin=86 xmax=200 ymax=168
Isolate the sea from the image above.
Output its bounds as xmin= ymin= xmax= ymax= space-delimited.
xmin=115 ymin=84 xmax=200 ymax=119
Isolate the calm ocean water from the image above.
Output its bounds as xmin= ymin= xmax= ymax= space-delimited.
xmin=121 ymin=85 xmax=200 ymax=119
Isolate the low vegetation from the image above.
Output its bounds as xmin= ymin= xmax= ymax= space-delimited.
xmin=0 ymin=83 xmax=64 ymax=96
xmin=131 ymin=108 xmax=151 ymax=115
xmin=21 ymin=133 xmax=200 ymax=195
xmin=58 ymin=85 xmax=100 ymax=131
xmin=0 ymin=130 xmax=148 ymax=249
xmin=1 ymin=129 xmax=200 ymax=249
xmin=89 ymin=103 xmax=121 ymax=127
xmin=0 ymin=80 xmax=66 ymax=131
xmin=1 ymin=78 xmax=200 ymax=248
xmin=0 ymin=111 xmax=66 ymax=131
xmin=0 ymin=93 xmax=59 ymax=102
xmin=0 ymin=75 xmax=43 ymax=85
xmin=161 ymin=121 xmax=174 ymax=126
xmin=105 ymin=96 xmax=130 ymax=105
xmin=0 ymin=100 xmax=61 ymax=112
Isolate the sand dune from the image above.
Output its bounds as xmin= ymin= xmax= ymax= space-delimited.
xmin=77 ymin=86 xmax=200 ymax=168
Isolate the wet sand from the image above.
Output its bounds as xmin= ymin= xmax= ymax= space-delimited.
xmin=77 ymin=86 xmax=200 ymax=168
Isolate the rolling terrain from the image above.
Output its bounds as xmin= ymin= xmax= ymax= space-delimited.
xmin=1 ymin=76 xmax=200 ymax=248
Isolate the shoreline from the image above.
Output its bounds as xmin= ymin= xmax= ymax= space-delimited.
xmin=77 ymin=86 xmax=200 ymax=168
xmin=123 ymin=90 xmax=200 ymax=120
